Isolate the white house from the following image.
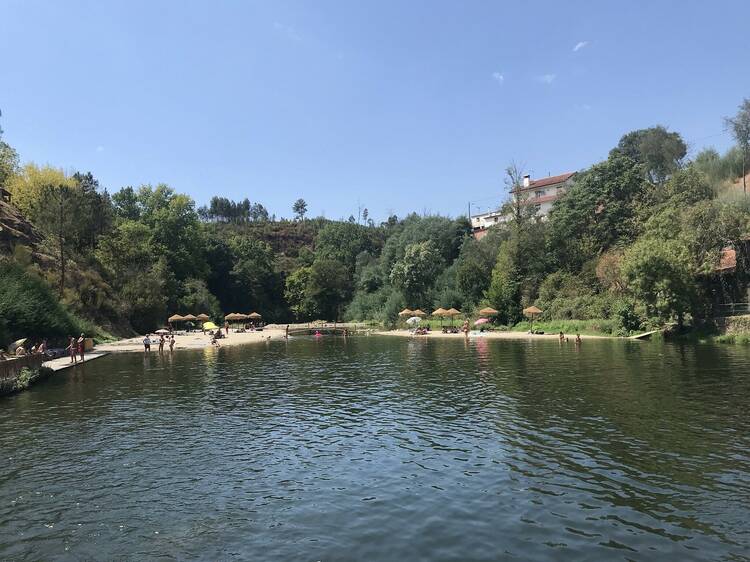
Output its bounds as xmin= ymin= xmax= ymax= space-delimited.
xmin=471 ymin=171 xmax=576 ymax=239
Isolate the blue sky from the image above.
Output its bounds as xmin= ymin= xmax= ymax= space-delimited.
xmin=2 ymin=0 xmax=749 ymax=221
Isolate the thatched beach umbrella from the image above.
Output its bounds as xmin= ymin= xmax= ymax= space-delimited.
xmin=247 ymin=312 xmax=262 ymax=320
xmin=224 ymin=313 xmax=240 ymax=321
xmin=398 ymin=308 xmax=414 ymax=317
xmin=523 ymin=305 xmax=543 ymax=332
xmin=478 ymin=307 xmax=498 ymax=317
xmin=445 ymin=308 xmax=461 ymax=326
xmin=196 ymin=313 xmax=210 ymax=322
xmin=412 ymin=309 xmax=427 ymax=317
xmin=168 ymin=314 xmax=184 ymax=323
xmin=432 ymin=307 xmax=448 ymax=327
xmin=182 ymin=314 xmax=197 ymax=321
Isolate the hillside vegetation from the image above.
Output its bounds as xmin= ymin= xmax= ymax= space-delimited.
xmin=1 ymin=99 xmax=750 ymax=342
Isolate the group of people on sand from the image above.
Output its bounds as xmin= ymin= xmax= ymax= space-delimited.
xmin=142 ymin=333 xmax=176 ymax=353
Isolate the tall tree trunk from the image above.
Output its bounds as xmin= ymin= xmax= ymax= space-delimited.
xmin=58 ymin=192 xmax=65 ymax=298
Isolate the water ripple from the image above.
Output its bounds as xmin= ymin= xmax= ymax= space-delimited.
xmin=1 ymin=336 xmax=749 ymax=561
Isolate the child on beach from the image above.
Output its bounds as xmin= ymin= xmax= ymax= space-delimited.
xmin=67 ymin=336 xmax=77 ymax=363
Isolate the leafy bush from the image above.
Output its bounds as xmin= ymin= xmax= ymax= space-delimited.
xmin=0 ymin=259 xmax=85 ymax=345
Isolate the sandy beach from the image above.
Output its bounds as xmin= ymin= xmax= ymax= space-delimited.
xmin=97 ymin=327 xmax=287 ymax=353
xmin=375 ymin=329 xmax=614 ymax=340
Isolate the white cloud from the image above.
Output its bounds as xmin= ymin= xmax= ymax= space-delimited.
xmin=96 ymin=145 xmax=104 ymax=152
xmin=537 ymin=73 xmax=556 ymax=84
xmin=573 ymin=41 xmax=589 ymax=52
xmin=273 ymin=22 xmax=301 ymax=42
xmin=492 ymin=72 xmax=504 ymax=85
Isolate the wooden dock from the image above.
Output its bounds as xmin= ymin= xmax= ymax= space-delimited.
xmin=43 ymin=352 xmax=109 ymax=372
xmin=630 ymin=330 xmax=660 ymax=340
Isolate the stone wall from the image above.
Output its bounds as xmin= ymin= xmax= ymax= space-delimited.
xmin=0 ymin=355 xmax=48 ymax=396
xmin=714 ymin=315 xmax=750 ymax=334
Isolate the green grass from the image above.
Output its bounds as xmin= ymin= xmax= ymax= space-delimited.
xmin=714 ymin=333 xmax=750 ymax=345
xmin=511 ymin=318 xmax=622 ymax=336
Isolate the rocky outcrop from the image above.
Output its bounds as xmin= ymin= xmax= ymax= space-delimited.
xmin=0 ymin=199 xmax=40 ymax=253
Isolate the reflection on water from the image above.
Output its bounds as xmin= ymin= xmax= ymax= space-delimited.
xmin=1 ymin=336 xmax=749 ymax=561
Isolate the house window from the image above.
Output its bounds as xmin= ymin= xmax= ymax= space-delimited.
xmin=535 ymin=190 xmax=545 ymax=198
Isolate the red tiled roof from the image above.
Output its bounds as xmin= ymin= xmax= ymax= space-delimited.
xmin=518 ymin=172 xmax=576 ymax=192
xmin=716 ymin=247 xmax=737 ymax=272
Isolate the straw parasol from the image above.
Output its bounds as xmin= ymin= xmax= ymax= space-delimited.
xmin=478 ymin=307 xmax=499 ymax=317
xmin=224 ymin=313 xmax=241 ymax=321
xmin=523 ymin=305 xmax=543 ymax=332
xmin=196 ymin=313 xmax=210 ymax=322
xmin=445 ymin=307 xmax=461 ymax=326
xmin=432 ymin=307 xmax=448 ymax=327
xmin=398 ymin=308 xmax=414 ymax=317
xmin=247 ymin=312 xmax=262 ymax=320
xmin=168 ymin=314 xmax=184 ymax=323
xmin=411 ymin=309 xmax=427 ymax=317
xmin=182 ymin=314 xmax=197 ymax=321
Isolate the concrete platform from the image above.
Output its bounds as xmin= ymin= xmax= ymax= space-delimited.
xmin=43 ymin=352 xmax=109 ymax=372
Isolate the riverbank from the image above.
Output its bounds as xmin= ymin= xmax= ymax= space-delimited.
xmin=96 ymin=327 xmax=287 ymax=353
xmin=376 ymin=329 xmax=613 ymax=340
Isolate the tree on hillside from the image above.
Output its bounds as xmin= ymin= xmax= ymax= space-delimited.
xmin=501 ymin=161 xmax=536 ymax=224
xmin=315 ymin=221 xmax=374 ymax=268
xmin=33 ymin=183 xmax=80 ymax=297
xmin=547 ymin=153 xmax=647 ymax=271
xmin=95 ymin=220 xmax=171 ymax=331
xmin=621 ymin=237 xmax=696 ymax=326
xmin=112 ymin=186 xmax=141 ymax=220
xmin=284 ymin=266 xmax=315 ymax=319
xmin=389 ymin=240 xmax=442 ymax=306
xmin=0 ymin=111 xmax=19 ymax=189
xmin=307 ymin=259 xmax=352 ymax=320
xmin=611 ymin=126 xmax=687 ymax=184
xmin=71 ymin=171 xmax=113 ymax=251
xmin=293 ymin=198 xmax=308 ymax=221
xmin=725 ymin=98 xmax=750 ymax=196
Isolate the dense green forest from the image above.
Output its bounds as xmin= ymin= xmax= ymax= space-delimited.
xmin=1 ymin=99 xmax=750 ymax=342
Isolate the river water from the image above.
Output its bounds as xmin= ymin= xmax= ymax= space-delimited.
xmin=1 ymin=336 xmax=749 ymax=561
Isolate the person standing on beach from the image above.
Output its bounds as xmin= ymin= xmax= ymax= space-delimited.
xmin=143 ymin=334 xmax=152 ymax=352
xmin=169 ymin=335 xmax=175 ymax=352
xmin=158 ymin=334 xmax=165 ymax=353
xmin=77 ymin=333 xmax=85 ymax=363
